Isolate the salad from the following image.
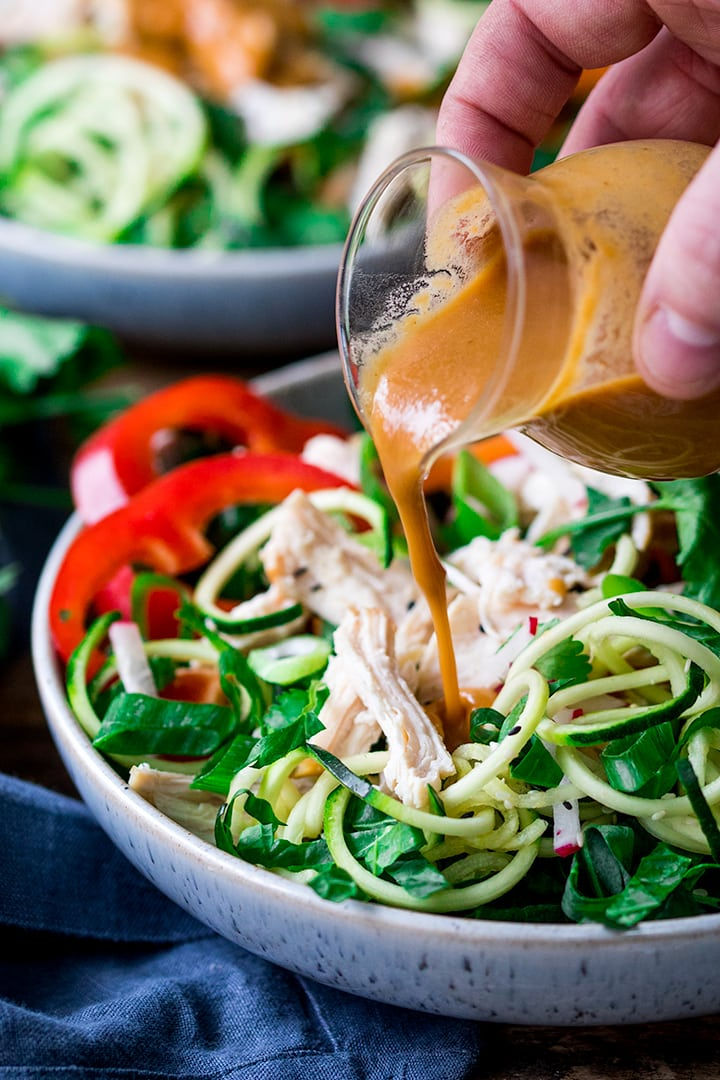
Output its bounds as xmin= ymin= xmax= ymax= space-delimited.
xmin=48 ymin=372 xmax=720 ymax=928
xmin=0 ymin=0 xmax=489 ymax=248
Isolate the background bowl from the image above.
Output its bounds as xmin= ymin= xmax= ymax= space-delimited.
xmin=0 ymin=217 xmax=342 ymax=356
xmin=31 ymin=351 xmax=720 ymax=1026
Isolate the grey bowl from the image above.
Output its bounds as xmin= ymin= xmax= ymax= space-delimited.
xmin=0 ymin=217 xmax=342 ymax=355
xmin=31 ymin=352 xmax=720 ymax=1026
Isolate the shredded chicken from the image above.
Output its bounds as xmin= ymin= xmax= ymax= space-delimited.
xmin=506 ymin=430 xmax=652 ymax=551
xmin=261 ymin=489 xmax=418 ymax=627
xmin=447 ymin=528 xmax=588 ymax=636
xmin=314 ymin=606 xmax=454 ymax=808
xmin=411 ymin=593 xmax=496 ymax=704
xmin=394 ymin=596 xmax=433 ymax=692
xmin=129 ymin=764 xmax=223 ymax=844
xmin=312 ymin=651 xmax=381 ymax=759
xmin=301 ymin=433 xmax=362 ymax=487
xmin=349 ymin=104 xmax=437 ymax=215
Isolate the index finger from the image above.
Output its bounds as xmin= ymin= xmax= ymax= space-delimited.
xmin=436 ymin=0 xmax=662 ymax=171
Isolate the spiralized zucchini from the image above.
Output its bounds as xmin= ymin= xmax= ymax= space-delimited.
xmin=0 ymin=54 xmax=206 ymax=241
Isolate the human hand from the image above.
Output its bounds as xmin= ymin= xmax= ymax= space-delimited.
xmin=436 ymin=0 xmax=720 ymax=401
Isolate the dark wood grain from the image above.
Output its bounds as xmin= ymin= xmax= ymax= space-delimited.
xmin=5 ymin=355 xmax=719 ymax=1077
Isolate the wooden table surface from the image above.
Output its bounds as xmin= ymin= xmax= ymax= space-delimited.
xmin=4 ymin=351 xmax=720 ymax=1079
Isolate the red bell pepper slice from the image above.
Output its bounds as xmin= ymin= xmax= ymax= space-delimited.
xmin=93 ymin=564 xmax=185 ymax=641
xmin=71 ymin=374 xmax=348 ymax=524
xmin=51 ymin=450 xmax=350 ymax=672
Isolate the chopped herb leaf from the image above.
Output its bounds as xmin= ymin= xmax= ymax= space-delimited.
xmin=534 ymin=637 xmax=592 ymax=689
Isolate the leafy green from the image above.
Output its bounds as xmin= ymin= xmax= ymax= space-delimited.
xmin=0 ymin=305 xmax=125 ymax=457
xmin=307 ymin=865 xmax=364 ymax=902
xmin=538 ymin=476 xmax=720 ymax=608
xmin=217 ymin=647 xmax=266 ymax=730
xmin=601 ymin=573 xmax=645 ymax=599
xmin=603 ymin=844 xmax=704 ymax=928
xmin=240 ymin=682 xmax=327 ymax=771
xmin=218 ymin=812 xmax=332 ymax=872
xmin=0 ymin=307 xmax=116 ymax=396
xmin=343 ymin=797 xmax=447 ymax=898
xmin=190 ymin=733 xmax=257 ymax=796
xmin=93 ymin=692 xmax=236 ymax=756
xmin=468 ymin=698 xmax=564 ymax=788
xmin=383 ymin=852 xmax=449 ymax=898
xmin=562 ymin=824 xmax=634 ymax=923
xmin=177 ymin=601 xmax=267 ymax=726
xmin=469 ymin=706 xmax=503 ymax=744
xmin=653 ymin=476 xmax=720 ymax=611
xmin=563 ymin=822 xmax=720 ymax=927
xmin=569 ymin=488 xmax=635 ymax=569
xmin=195 ymin=682 xmax=328 ymax=794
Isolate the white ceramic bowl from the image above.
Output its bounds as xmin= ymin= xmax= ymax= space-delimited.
xmin=31 ymin=352 xmax=720 ymax=1026
xmin=0 ymin=217 xmax=342 ymax=355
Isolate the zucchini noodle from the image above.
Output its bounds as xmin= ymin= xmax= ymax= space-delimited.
xmin=0 ymin=54 xmax=206 ymax=241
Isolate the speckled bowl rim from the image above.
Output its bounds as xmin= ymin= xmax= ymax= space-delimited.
xmin=0 ymin=215 xmax=343 ymax=280
xmin=29 ymin=352 xmax=720 ymax=1018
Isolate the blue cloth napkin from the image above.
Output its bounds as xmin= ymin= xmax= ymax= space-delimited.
xmin=0 ymin=773 xmax=486 ymax=1078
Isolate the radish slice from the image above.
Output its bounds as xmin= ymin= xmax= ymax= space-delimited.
xmin=109 ymin=620 xmax=157 ymax=697
xmin=553 ymin=779 xmax=583 ymax=858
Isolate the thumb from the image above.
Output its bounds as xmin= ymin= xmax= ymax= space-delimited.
xmin=634 ymin=141 xmax=720 ymax=401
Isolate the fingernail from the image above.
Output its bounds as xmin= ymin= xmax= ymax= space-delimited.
xmin=638 ymin=305 xmax=720 ymax=398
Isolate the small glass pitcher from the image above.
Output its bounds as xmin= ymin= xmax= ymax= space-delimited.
xmin=337 ymin=139 xmax=715 ymax=480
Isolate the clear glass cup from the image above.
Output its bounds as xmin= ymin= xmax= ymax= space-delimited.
xmin=337 ymin=140 xmax=715 ymax=480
